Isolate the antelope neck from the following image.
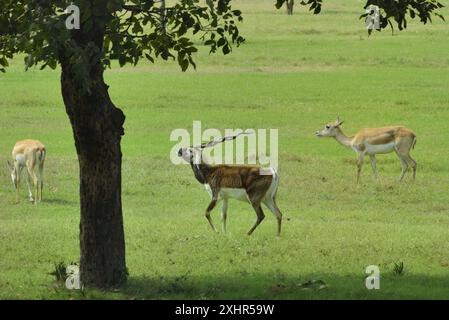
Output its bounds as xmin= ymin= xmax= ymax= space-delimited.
xmin=190 ymin=159 xmax=212 ymax=184
xmin=334 ymin=127 xmax=353 ymax=148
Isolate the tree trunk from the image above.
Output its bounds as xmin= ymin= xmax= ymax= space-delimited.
xmin=286 ymin=0 xmax=294 ymax=15
xmin=60 ymin=62 xmax=127 ymax=289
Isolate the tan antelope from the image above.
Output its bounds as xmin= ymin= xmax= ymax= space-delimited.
xmin=316 ymin=118 xmax=417 ymax=183
xmin=178 ymin=133 xmax=283 ymax=236
xmin=7 ymin=140 xmax=46 ymax=203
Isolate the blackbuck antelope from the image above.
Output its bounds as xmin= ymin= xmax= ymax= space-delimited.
xmin=316 ymin=118 xmax=417 ymax=183
xmin=178 ymin=133 xmax=283 ymax=236
xmin=7 ymin=140 xmax=46 ymax=203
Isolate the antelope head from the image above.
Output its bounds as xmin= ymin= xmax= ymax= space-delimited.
xmin=178 ymin=131 xmax=252 ymax=165
xmin=178 ymin=146 xmax=202 ymax=164
xmin=316 ymin=117 xmax=344 ymax=138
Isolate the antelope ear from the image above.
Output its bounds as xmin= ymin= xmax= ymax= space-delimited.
xmin=6 ymin=160 xmax=13 ymax=172
xmin=335 ymin=117 xmax=344 ymax=127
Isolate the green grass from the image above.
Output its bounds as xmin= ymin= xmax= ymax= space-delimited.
xmin=1 ymin=0 xmax=449 ymax=299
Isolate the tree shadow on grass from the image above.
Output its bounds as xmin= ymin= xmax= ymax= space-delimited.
xmin=116 ymin=273 xmax=449 ymax=300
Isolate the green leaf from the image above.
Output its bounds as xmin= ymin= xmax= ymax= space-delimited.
xmin=118 ymin=55 xmax=126 ymax=67
xmin=145 ymin=54 xmax=154 ymax=63
xmin=359 ymin=13 xmax=369 ymax=20
xmin=179 ymin=58 xmax=189 ymax=71
xmin=435 ymin=13 xmax=445 ymax=21
xmin=0 ymin=57 xmax=8 ymax=67
xmin=222 ymin=44 xmax=231 ymax=55
xmin=217 ymin=37 xmax=226 ymax=47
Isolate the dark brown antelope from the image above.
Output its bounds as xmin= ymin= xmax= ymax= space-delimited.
xmin=316 ymin=117 xmax=417 ymax=183
xmin=7 ymin=139 xmax=46 ymax=203
xmin=178 ymin=133 xmax=282 ymax=236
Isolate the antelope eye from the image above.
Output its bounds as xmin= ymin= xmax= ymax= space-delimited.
xmin=325 ymin=125 xmax=330 ymax=129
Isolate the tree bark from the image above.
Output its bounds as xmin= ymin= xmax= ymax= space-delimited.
xmin=286 ymin=0 xmax=294 ymax=15
xmin=60 ymin=62 xmax=127 ymax=289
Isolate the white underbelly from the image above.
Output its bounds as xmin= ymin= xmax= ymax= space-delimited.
xmin=204 ymin=184 xmax=249 ymax=202
xmin=15 ymin=154 xmax=26 ymax=166
xmin=365 ymin=142 xmax=395 ymax=155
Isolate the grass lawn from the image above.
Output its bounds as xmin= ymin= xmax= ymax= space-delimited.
xmin=1 ymin=0 xmax=449 ymax=299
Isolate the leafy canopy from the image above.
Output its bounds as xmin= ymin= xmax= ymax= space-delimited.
xmin=276 ymin=0 xmax=444 ymax=33
xmin=0 ymin=0 xmax=445 ymax=78
xmin=0 ymin=0 xmax=245 ymax=89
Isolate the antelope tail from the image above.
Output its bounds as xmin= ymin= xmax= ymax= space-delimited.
xmin=37 ymin=148 xmax=46 ymax=162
